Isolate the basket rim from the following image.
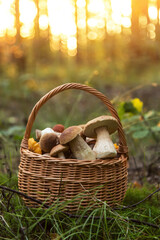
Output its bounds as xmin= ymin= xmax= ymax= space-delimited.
xmin=20 ymin=147 xmax=127 ymax=166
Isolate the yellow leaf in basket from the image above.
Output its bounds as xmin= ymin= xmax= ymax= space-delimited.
xmin=34 ymin=146 xmax=42 ymax=154
xmin=32 ymin=142 xmax=39 ymax=151
xmin=28 ymin=138 xmax=35 ymax=150
xmin=28 ymin=138 xmax=42 ymax=154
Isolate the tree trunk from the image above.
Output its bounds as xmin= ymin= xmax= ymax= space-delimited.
xmin=15 ymin=0 xmax=21 ymax=43
xmin=131 ymin=0 xmax=140 ymax=37
xmin=156 ymin=0 xmax=160 ymax=41
xmin=33 ymin=0 xmax=40 ymax=69
xmin=75 ymin=0 xmax=80 ymax=62
xmin=34 ymin=0 xmax=40 ymax=39
xmin=85 ymin=0 xmax=89 ymax=63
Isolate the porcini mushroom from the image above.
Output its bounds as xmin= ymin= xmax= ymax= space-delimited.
xmin=36 ymin=128 xmax=54 ymax=140
xmin=35 ymin=129 xmax=42 ymax=140
xmin=36 ymin=127 xmax=61 ymax=140
xmin=39 ymin=132 xmax=57 ymax=153
xmin=78 ymin=124 xmax=85 ymax=130
xmin=50 ymin=144 xmax=69 ymax=159
xmin=53 ymin=124 xmax=65 ymax=133
xmin=83 ymin=116 xmax=118 ymax=158
xmin=78 ymin=124 xmax=86 ymax=140
xmin=60 ymin=126 xmax=96 ymax=160
xmin=86 ymin=138 xmax=96 ymax=149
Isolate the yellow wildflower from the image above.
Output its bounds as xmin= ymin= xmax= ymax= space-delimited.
xmin=131 ymin=98 xmax=143 ymax=113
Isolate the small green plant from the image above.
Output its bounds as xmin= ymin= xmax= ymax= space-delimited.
xmin=117 ymin=97 xmax=160 ymax=141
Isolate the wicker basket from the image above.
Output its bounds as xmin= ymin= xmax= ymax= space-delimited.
xmin=18 ymin=83 xmax=128 ymax=211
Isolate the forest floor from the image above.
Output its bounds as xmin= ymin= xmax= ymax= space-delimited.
xmin=0 ymin=61 xmax=160 ymax=239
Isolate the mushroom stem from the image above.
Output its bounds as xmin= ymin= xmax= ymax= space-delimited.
xmin=69 ymin=135 xmax=96 ymax=160
xmin=93 ymin=127 xmax=117 ymax=158
xmin=58 ymin=152 xmax=65 ymax=159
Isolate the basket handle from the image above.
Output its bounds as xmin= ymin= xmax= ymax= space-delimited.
xmin=21 ymin=83 xmax=128 ymax=156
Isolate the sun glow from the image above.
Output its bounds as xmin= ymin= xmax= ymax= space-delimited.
xmin=148 ymin=6 xmax=158 ymax=21
xmin=111 ymin=0 xmax=131 ymax=29
xmin=39 ymin=14 xmax=48 ymax=31
xmin=0 ymin=0 xmax=159 ymax=55
xmin=47 ymin=0 xmax=77 ymax=54
xmin=19 ymin=0 xmax=37 ymax=38
xmin=0 ymin=0 xmax=16 ymax=37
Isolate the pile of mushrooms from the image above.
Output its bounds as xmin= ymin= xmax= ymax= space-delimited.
xmin=34 ymin=116 xmax=119 ymax=160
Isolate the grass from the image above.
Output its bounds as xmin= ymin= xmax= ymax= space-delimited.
xmin=0 ymin=171 xmax=160 ymax=239
xmin=0 ymin=58 xmax=160 ymax=239
xmin=0 ymin=114 xmax=159 ymax=239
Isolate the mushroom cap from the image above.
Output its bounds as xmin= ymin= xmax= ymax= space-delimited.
xmin=41 ymin=128 xmax=54 ymax=135
xmin=36 ymin=128 xmax=54 ymax=140
xmin=83 ymin=115 xmax=118 ymax=138
xmin=78 ymin=124 xmax=85 ymax=130
xmin=60 ymin=126 xmax=82 ymax=145
xmin=39 ymin=133 xmax=57 ymax=153
xmin=53 ymin=124 xmax=65 ymax=133
xmin=50 ymin=144 xmax=69 ymax=157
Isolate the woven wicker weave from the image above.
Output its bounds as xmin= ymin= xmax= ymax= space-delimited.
xmin=18 ymin=83 xmax=128 ymax=211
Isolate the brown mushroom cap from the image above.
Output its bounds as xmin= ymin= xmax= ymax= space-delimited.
xmin=83 ymin=115 xmax=118 ymax=138
xmin=39 ymin=133 xmax=57 ymax=153
xmin=60 ymin=126 xmax=82 ymax=145
xmin=78 ymin=124 xmax=85 ymax=130
xmin=53 ymin=124 xmax=65 ymax=133
xmin=50 ymin=144 xmax=69 ymax=157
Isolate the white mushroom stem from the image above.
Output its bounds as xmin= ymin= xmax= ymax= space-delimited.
xmin=93 ymin=127 xmax=117 ymax=158
xmin=58 ymin=152 xmax=65 ymax=159
xmin=69 ymin=135 xmax=96 ymax=160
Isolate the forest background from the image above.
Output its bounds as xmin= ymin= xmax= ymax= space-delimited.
xmin=0 ymin=0 xmax=160 ymax=239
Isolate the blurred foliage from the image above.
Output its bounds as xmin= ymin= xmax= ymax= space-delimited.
xmin=0 ymin=24 xmax=160 ymax=183
xmin=118 ymin=99 xmax=160 ymax=141
xmin=0 ymin=2 xmax=160 ymax=238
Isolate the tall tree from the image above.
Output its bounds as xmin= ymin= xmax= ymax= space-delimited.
xmin=131 ymin=0 xmax=140 ymax=37
xmin=15 ymin=0 xmax=21 ymax=43
xmin=34 ymin=0 xmax=40 ymax=39
xmin=33 ymin=0 xmax=40 ymax=63
xmin=156 ymin=0 xmax=160 ymax=41
xmin=74 ymin=0 xmax=80 ymax=61
xmin=85 ymin=0 xmax=89 ymax=62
